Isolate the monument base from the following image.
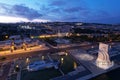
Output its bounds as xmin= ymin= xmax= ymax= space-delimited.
xmin=95 ymin=60 xmax=114 ymax=70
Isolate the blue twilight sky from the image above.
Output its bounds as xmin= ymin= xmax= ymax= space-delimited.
xmin=0 ymin=0 xmax=120 ymax=24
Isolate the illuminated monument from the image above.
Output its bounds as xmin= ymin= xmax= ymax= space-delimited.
xmin=96 ymin=43 xmax=114 ymax=69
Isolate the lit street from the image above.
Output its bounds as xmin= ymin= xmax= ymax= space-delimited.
xmin=0 ymin=43 xmax=94 ymax=63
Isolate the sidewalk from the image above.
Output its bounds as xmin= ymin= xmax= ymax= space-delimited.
xmin=0 ymin=45 xmax=49 ymax=56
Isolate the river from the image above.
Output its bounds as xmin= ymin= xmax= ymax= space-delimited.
xmin=90 ymin=68 xmax=120 ymax=80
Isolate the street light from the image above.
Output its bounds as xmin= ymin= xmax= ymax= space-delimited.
xmin=73 ymin=62 xmax=77 ymax=69
xmin=31 ymin=36 xmax=34 ymax=39
xmin=65 ymin=53 xmax=68 ymax=56
xmin=10 ymin=41 xmax=15 ymax=53
xmin=16 ymin=65 xmax=19 ymax=68
xmin=5 ymin=35 xmax=8 ymax=39
xmin=23 ymin=42 xmax=27 ymax=50
xmin=15 ymin=65 xmax=20 ymax=72
xmin=26 ymin=58 xmax=30 ymax=64
xmin=61 ymin=57 xmax=64 ymax=64
xmin=42 ymin=56 xmax=44 ymax=60
xmin=11 ymin=45 xmax=14 ymax=53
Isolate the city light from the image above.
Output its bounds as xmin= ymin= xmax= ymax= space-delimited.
xmin=16 ymin=65 xmax=19 ymax=68
xmin=61 ymin=57 xmax=64 ymax=64
xmin=26 ymin=58 xmax=30 ymax=64
xmin=65 ymin=53 xmax=68 ymax=56
xmin=73 ymin=62 xmax=77 ymax=69
xmin=5 ymin=35 xmax=8 ymax=39
xmin=42 ymin=56 xmax=44 ymax=60
xmin=0 ymin=0 xmax=119 ymax=79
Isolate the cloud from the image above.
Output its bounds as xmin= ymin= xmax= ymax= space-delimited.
xmin=0 ymin=16 xmax=29 ymax=23
xmin=64 ymin=7 xmax=86 ymax=13
xmin=50 ymin=0 xmax=66 ymax=6
xmin=11 ymin=5 xmax=42 ymax=20
xmin=40 ymin=5 xmax=61 ymax=13
xmin=0 ymin=3 xmax=9 ymax=10
xmin=50 ymin=8 xmax=61 ymax=13
xmin=0 ymin=16 xmax=50 ymax=23
xmin=81 ymin=10 xmax=112 ymax=23
xmin=98 ymin=10 xmax=110 ymax=17
xmin=0 ymin=3 xmax=42 ymax=20
xmin=0 ymin=3 xmax=11 ymax=14
xmin=0 ymin=1 xmax=118 ymax=24
xmin=89 ymin=10 xmax=110 ymax=20
xmin=64 ymin=17 xmax=78 ymax=21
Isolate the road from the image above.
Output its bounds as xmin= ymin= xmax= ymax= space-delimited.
xmin=0 ymin=44 xmax=94 ymax=64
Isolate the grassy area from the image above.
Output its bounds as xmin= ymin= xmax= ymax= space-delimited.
xmin=19 ymin=53 xmax=79 ymax=80
xmin=60 ymin=55 xmax=76 ymax=74
xmin=50 ymin=54 xmax=79 ymax=74
xmin=13 ymin=54 xmax=48 ymax=69
xmin=21 ymin=68 xmax=61 ymax=80
xmin=19 ymin=55 xmax=62 ymax=80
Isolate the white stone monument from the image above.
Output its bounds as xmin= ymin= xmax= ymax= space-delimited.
xmin=96 ymin=43 xmax=114 ymax=69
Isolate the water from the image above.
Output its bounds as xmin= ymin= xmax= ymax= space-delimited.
xmin=90 ymin=68 xmax=120 ymax=80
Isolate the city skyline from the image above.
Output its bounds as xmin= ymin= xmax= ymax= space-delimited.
xmin=0 ymin=0 xmax=120 ymax=24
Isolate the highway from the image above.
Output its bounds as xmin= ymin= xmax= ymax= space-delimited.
xmin=1 ymin=45 xmax=91 ymax=62
xmin=1 ymin=44 xmax=94 ymax=63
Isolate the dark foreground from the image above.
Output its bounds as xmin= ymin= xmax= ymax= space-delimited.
xmin=90 ymin=68 xmax=120 ymax=80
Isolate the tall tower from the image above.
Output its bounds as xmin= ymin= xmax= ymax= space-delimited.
xmin=96 ymin=43 xmax=114 ymax=69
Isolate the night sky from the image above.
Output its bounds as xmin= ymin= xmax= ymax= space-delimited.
xmin=0 ymin=0 xmax=120 ymax=24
